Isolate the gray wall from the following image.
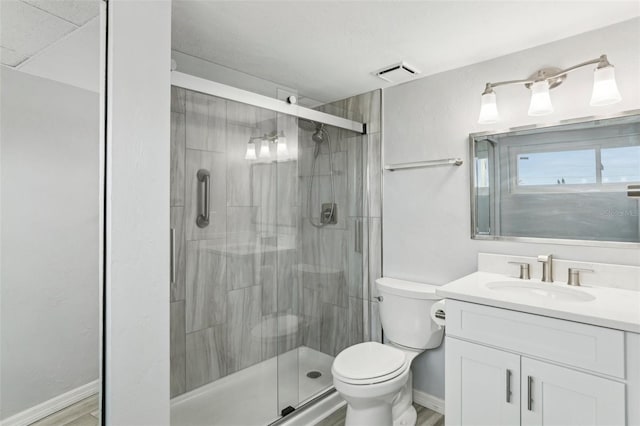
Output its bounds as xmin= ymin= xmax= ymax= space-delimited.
xmin=383 ymin=18 xmax=640 ymax=399
xmin=0 ymin=68 xmax=99 ymax=419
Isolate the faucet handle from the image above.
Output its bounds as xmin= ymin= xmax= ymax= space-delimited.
xmin=508 ymin=262 xmax=531 ymax=280
xmin=537 ymin=254 xmax=552 ymax=262
xmin=567 ymin=268 xmax=594 ymax=286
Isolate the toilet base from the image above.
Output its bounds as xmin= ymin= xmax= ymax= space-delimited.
xmin=394 ymin=404 xmax=417 ymax=426
xmin=392 ymin=369 xmax=416 ymax=426
xmin=345 ymin=401 xmax=393 ymax=426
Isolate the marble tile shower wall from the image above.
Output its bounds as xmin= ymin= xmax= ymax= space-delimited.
xmin=293 ymin=89 xmax=382 ymax=359
xmin=314 ymin=89 xmax=383 ymax=344
xmin=170 ymin=87 xmax=299 ymax=397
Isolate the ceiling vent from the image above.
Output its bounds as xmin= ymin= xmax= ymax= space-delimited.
xmin=374 ymin=61 xmax=421 ymax=83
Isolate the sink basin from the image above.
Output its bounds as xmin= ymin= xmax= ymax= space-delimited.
xmin=485 ymin=281 xmax=596 ymax=302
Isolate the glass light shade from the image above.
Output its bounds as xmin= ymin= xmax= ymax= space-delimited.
xmin=276 ymin=135 xmax=289 ymax=159
xmin=590 ymin=66 xmax=622 ymax=106
xmin=259 ymin=139 xmax=271 ymax=158
xmin=478 ymin=92 xmax=499 ymax=124
xmin=244 ymin=142 xmax=257 ymax=160
xmin=528 ymin=80 xmax=554 ymax=116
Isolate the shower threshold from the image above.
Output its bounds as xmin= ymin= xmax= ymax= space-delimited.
xmin=171 ymin=346 xmax=334 ymax=426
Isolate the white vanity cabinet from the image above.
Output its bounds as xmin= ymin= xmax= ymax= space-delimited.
xmin=520 ymin=357 xmax=624 ymax=426
xmin=445 ymin=300 xmax=631 ymax=426
xmin=446 ymin=338 xmax=520 ymax=426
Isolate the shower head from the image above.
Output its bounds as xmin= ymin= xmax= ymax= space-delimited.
xmin=299 ymin=118 xmax=325 ymax=145
xmin=312 ymin=128 xmax=324 ymax=144
xmin=298 ymin=118 xmax=319 ymax=132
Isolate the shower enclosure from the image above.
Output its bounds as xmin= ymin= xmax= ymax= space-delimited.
xmin=168 ymin=74 xmax=376 ymax=425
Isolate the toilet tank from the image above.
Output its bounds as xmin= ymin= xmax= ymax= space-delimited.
xmin=376 ymin=277 xmax=444 ymax=350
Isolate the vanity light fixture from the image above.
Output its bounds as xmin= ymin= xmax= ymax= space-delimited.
xmin=259 ymin=138 xmax=271 ymax=159
xmin=244 ymin=141 xmax=257 ymax=160
xmin=276 ymin=131 xmax=289 ymax=159
xmin=528 ymin=80 xmax=554 ymax=116
xmin=245 ymin=131 xmax=289 ymax=161
xmin=478 ymin=54 xmax=621 ymax=124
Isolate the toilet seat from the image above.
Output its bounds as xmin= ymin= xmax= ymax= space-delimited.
xmin=332 ymin=342 xmax=410 ymax=385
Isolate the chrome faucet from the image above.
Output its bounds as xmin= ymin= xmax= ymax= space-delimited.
xmin=537 ymin=254 xmax=553 ymax=282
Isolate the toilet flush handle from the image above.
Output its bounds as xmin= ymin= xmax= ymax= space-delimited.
xmin=374 ymin=296 xmax=383 ymax=302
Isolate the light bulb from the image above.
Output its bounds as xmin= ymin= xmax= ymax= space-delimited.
xmin=276 ymin=133 xmax=289 ymax=159
xmin=259 ymin=139 xmax=271 ymax=158
xmin=244 ymin=142 xmax=256 ymax=160
xmin=528 ymin=80 xmax=553 ymax=116
xmin=590 ymin=66 xmax=621 ymax=106
xmin=478 ymin=91 xmax=499 ymax=124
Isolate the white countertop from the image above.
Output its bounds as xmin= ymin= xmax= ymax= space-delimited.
xmin=436 ymin=271 xmax=640 ymax=333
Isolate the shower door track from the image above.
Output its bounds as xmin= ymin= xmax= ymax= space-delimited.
xmin=171 ymin=71 xmax=367 ymax=134
xmin=267 ymin=388 xmax=339 ymax=426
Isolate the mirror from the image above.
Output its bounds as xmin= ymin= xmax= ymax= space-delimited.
xmin=470 ymin=112 xmax=640 ymax=246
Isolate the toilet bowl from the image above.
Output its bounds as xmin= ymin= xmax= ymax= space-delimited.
xmin=332 ymin=278 xmax=444 ymax=426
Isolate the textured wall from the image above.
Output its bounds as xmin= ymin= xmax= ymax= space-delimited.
xmin=105 ymin=3 xmax=171 ymax=423
xmin=0 ymin=67 xmax=99 ymax=420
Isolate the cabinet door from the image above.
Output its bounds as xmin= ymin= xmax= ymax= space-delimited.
xmin=445 ymin=337 xmax=520 ymax=426
xmin=521 ymin=357 xmax=625 ymax=426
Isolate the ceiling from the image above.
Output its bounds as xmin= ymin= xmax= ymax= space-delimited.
xmin=0 ymin=0 xmax=99 ymax=68
xmin=172 ymin=1 xmax=640 ymax=104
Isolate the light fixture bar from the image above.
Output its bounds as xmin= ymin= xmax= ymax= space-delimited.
xmin=484 ymin=55 xmax=610 ymax=92
xmin=478 ymin=54 xmax=621 ymax=124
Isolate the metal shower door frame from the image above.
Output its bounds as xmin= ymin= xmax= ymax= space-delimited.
xmin=171 ymin=71 xmax=367 ymax=135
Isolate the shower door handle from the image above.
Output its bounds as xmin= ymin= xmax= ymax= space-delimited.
xmin=354 ymin=219 xmax=363 ymax=254
xmin=170 ymin=227 xmax=176 ymax=284
xmin=196 ymin=169 xmax=210 ymax=228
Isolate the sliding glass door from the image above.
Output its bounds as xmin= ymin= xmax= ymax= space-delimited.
xmin=169 ymin=87 xmax=368 ymax=425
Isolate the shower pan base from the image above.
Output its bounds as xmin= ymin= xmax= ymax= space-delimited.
xmin=171 ymin=346 xmax=334 ymax=426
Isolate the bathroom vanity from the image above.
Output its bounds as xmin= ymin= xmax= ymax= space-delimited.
xmin=438 ymin=253 xmax=640 ymax=426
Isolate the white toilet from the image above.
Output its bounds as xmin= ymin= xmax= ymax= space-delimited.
xmin=331 ymin=277 xmax=444 ymax=426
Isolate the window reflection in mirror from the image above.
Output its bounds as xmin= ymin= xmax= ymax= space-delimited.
xmin=471 ymin=112 xmax=640 ymax=245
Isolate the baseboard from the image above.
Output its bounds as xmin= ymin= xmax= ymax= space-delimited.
xmin=1 ymin=380 xmax=99 ymax=426
xmin=413 ymin=389 xmax=445 ymax=415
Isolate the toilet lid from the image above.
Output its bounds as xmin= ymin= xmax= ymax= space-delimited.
xmin=333 ymin=342 xmax=406 ymax=381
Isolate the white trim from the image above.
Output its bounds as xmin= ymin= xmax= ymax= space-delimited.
xmin=413 ymin=389 xmax=445 ymax=415
xmin=171 ymin=71 xmax=366 ymax=134
xmin=1 ymin=381 xmax=99 ymax=426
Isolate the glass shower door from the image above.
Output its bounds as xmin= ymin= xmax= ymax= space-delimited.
xmin=169 ymin=85 xmax=369 ymax=425
xmin=170 ymin=88 xmax=286 ymax=425
xmin=275 ymin=113 xmax=368 ymax=416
